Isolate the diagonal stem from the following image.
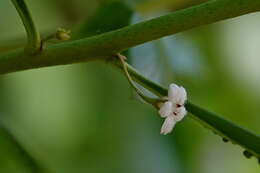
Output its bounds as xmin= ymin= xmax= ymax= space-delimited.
xmin=0 ymin=122 xmax=43 ymax=172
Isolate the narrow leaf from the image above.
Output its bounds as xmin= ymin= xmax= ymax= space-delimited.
xmin=186 ymin=102 xmax=260 ymax=158
xmin=121 ymin=62 xmax=260 ymax=159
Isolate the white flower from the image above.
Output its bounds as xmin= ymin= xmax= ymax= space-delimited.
xmin=159 ymin=84 xmax=187 ymax=118
xmin=158 ymin=83 xmax=187 ymax=135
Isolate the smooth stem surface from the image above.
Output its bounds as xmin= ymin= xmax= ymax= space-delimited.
xmin=118 ymin=54 xmax=148 ymax=99
xmin=118 ymin=54 xmax=159 ymax=106
xmin=113 ymin=61 xmax=260 ymax=158
xmin=11 ymin=0 xmax=41 ymax=53
xmin=1 ymin=0 xmax=260 ymax=74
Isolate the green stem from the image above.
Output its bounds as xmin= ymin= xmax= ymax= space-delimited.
xmin=117 ymin=54 xmax=159 ymax=106
xmin=186 ymin=103 xmax=260 ymax=159
xmin=0 ymin=123 xmax=43 ymax=172
xmin=113 ymin=60 xmax=166 ymax=97
xmin=0 ymin=0 xmax=259 ymax=74
xmin=11 ymin=0 xmax=41 ymax=53
xmin=112 ymin=61 xmax=260 ymax=158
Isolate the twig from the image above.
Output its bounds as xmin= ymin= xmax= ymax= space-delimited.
xmin=117 ymin=53 xmax=160 ymax=107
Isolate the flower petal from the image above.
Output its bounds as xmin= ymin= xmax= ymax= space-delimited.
xmin=160 ymin=116 xmax=176 ymax=135
xmin=173 ymin=107 xmax=187 ymax=122
xmin=158 ymin=101 xmax=173 ymax=118
xmin=178 ymin=86 xmax=187 ymax=105
xmin=168 ymin=84 xmax=187 ymax=105
xmin=168 ymin=84 xmax=179 ymax=101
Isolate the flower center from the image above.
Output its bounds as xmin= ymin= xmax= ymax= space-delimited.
xmin=176 ymin=104 xmax=182 ymax=108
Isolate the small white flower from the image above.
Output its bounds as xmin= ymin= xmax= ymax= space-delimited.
xmin=158 ymin=83 xmax=187 ymax=135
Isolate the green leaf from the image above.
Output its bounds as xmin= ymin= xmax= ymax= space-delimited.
xmin=186 ymin=102 xmax=260 ymax=158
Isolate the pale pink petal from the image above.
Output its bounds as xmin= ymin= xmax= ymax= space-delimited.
xmin=160 ymin=116 xmax=176 ymax=135
xmin=158 ymin=101 xmax=173 ymax=118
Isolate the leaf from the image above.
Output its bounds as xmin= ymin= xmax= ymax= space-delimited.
xmin=186 ymin=102 xmax=260 ymax=158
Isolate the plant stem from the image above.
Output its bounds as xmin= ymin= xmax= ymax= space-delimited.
xmin=11 ymin=0 xmax=41 ymax=53
xmin=0 ymin=123 xmax=43 ymax=172
xmin=113 ymin=60 xmax=167 ymax=97
xmin=117 ymin=54 xmax=159 ymax=106
xmin=1 ymin=0 xmax=260 ymax=74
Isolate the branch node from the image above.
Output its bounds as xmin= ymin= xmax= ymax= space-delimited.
xmin=40 ymin=28 xmax=71 ymax=51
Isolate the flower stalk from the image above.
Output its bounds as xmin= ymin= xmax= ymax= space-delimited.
xmin=117 ymin=53 xmax=160 ymax=107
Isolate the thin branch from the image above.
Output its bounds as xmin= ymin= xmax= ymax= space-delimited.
xmin=11 ymin=0 xmax=41 ymax=53
xmin=0 ymin=0 xmax=260 ymax=74
xmin=117 ymin=54 xmax=160 ymax=107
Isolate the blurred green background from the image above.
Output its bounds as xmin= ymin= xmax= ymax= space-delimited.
xmin=0 ymin=0 xmax=260 ymax=172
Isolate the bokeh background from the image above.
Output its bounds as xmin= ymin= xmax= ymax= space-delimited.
xmin=0 ymin=0 xmax=260 ymax=172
